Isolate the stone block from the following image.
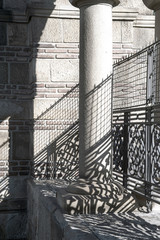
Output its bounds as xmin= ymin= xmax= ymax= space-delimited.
xmin=133 ymin=28 xmax=155 ymax=49
xmin=63 ymin=19 xmax=79 ymax=43
xmin=113 ymin=21 xmax=122 ymax=43
xmin=31 ymin=17 xmax=63 ymax=43
xmin=0 ymin=63 xmax=8 ymax=84
xmin=10 ymin=63 xmax=29 ymax=84
xmin=122 ymin=21 xmax=133 ymax=43
xmin=0 ymin=131 xmax=9 ymax=161
xmin=0 ymin=100 xmax=33 ymax=119
xmin=12 ymin=131 xmax=32 ymax=160
xmin=5 ymin=0 xmax=27 ymax=10
xmin=33 ymin=98 xmax=57 ymax=118
xmin=118 ymin=0 xmax=153 ymax=15
xmin=51 ymin=59 xmax=79 ymax=82
xmin=0 ymin=212 xmax=26 ymax=239
xmin=0 ymin=0 xmax=2 ymax=8
xmin=0 ymin=23 xmax=7 ymax=45
xmin=34 ymin=59 xmax=50 ymax=82
xmin=8 ymin=23 xmax=28 ymax=46
xmin=6 ymin=176 xmax=28 ymax=199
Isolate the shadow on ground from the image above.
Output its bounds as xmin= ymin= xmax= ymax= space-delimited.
xmin=65 ymin=212 xmax=160 ymax=239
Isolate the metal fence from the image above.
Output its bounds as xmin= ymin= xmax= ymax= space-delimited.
xmin=33 ymin=84 xmax=79 ymax=179
xmin=33 ymin=40 xmax=160 ymax=208
xmin=112 ymin=40 xmax=160 ymax=208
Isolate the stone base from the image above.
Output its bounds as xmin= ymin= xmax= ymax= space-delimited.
xmin=57 ymin=179 xmax=138 ymax=214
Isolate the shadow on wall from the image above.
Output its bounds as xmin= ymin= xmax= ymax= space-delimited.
xmin=0 ymin=0 xmax=56 ymax=239
xmin=32 ymin=76 xmax=112 ymax=184
xmin=32 ymin=84 xmax=79 ymax=181
xmin=32 ymin=76 xmax=138 ymax=214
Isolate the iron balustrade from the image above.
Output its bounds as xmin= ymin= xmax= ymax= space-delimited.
xmin=32 ymin=40 xmax=160 ymax=208
xmin=112 ymin=40 xmax=160 ymax=208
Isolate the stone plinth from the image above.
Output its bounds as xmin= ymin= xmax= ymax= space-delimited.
xmin=57 ymin=179 xmax=138 ymax=214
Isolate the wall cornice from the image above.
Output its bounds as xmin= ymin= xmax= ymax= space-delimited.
xmin=133 ymin=15 xmax=155 ymax=28
xmin=0 ymin=5 xmax=155 ymax=29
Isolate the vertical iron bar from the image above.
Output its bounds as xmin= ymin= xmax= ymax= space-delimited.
xmin=145 ymin=108 xmax=152 ymax=211
xmin=123 ymin=112 xmax=129 ymax=188
xmin=147 ymin=47 xmax=154 ymax=105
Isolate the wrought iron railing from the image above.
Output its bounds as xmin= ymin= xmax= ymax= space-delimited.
xmin=112 ymin=40 xmax=160 ymax=207
xmin=113 ymin=40 xmax=160 ymax=110
xmin=33 ymin=40 xmax=160 ymax=208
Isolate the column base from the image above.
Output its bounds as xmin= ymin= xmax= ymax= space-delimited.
xmin=56 ymin=179 xmax=138 ymax=214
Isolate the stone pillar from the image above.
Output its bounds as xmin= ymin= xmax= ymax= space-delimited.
xmin=143 ymin=0 xmax=160 ymax=103
xmin=70 ymin=0 xmax=119 ymax=180
xmin=143 ymin=0 xmax=160 ymax=41
xmin=56 ymin=0 xmax=138 ymax=214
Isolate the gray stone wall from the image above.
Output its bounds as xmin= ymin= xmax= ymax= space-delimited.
xmin=0 ymin=0 xmax=155 ymax=238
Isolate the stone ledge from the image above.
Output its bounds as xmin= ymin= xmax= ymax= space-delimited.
xmin=0 ymin=6 xmax=154 ymax=25
xmin=27 ymin=179 xmax=160 ymax=240
xmin=133 ymin=15 xmax=155 ymax=28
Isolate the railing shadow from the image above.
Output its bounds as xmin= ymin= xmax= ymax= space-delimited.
xmin=33 ymin=121 xmax=79 ymax=181
xmin=65 ymin=213 xmax=160 ymax=239
xmin=33 ymin=84 xmax=79 ymax=181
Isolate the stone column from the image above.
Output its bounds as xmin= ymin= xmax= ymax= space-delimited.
xmin=143 ymin=0 xmax=160 ymax=41
xmin=143 ymin=0 xmax=160 ymax=103
xmin=70 ymin=0 xmax=119 ymax=180
xmin=57 ymin=0 xmax=138 ymax=214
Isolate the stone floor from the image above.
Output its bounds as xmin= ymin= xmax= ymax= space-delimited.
xmin=64 ymin=211 xmax=160 ymax=240
xmin=28 ymin=179 xmax=160 ymax=240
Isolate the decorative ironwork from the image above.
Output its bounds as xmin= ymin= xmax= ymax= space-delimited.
xmin=112 ymin=41 xmax=160 ymax=205
xmin=128 ymin=124 xmax=146 ymax=179
xmin=32 ymin=39 xmax=160 ymax=206
xmin=112 ymin=125 xmax=124 ymax=173
xmin=151 ymin=124 xmax=160 ymax=185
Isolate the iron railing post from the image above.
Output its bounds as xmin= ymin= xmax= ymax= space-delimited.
xmin=123 ymin=112 xmax=129 ymax=188
xmin=145 ymin=108 xmax=152 ymax=211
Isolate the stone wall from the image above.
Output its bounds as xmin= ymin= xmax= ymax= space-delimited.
xmin=0 ymin=0 xmax=155 ymax=238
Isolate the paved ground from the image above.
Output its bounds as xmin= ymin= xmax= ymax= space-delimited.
xmin=64 ymin=211 xmax=160 ymax=239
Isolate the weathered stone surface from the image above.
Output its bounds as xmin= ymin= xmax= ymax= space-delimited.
xmin=5 ymin=0 xmax=27 ymax=10
xmin=0 ymin=212 xmax=26 ymax=239
xmin=8 ymin=23 xmax=28 ymax=46
xmin=113 ymin=21 xmax=121 ymax=42
xmin=0 ymin=23 xmax=7 ymax=45
xmin=33 ymin=98 xmax=57 ymax=118
xmin=0 ymin=131 xmax=9 ymax=161
xmin=0 ymin=100 xmax=32 ymax=119
xmin=31 ymin=0 xmax=55 ymax=7
xmin=27 ymin=180 xmax=160 ymax=240
xmin=63 ymin=19 xmax=79 ymax=43
xmin=31 ymin=0 xmax=71 ymax=8
xmin=10 ymin=63 xmax=29 ymax=84
xmin=12 ymin=132 xmax=32 ymax=160
xmin=122 ymin=21 xmax=133 ymax=43
xmin=118 ymin=0 xmax=153 ymax=15
xmin=133 ymin=28 xmax=155 ymax=48
xmin=31 ymin=17 xmax=63 ymax=43
xmin=34 ymin=59 xmax=50 ymax=82
xmin=0 ymin=0 xmax=3 ymax=8
xmin=0 ymin=63 xmax=8 ymax=84
xmin=6 ymin=176 xmax=29 ymax=199
xmin=51 ymin=59 xmax=79 ymax=82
